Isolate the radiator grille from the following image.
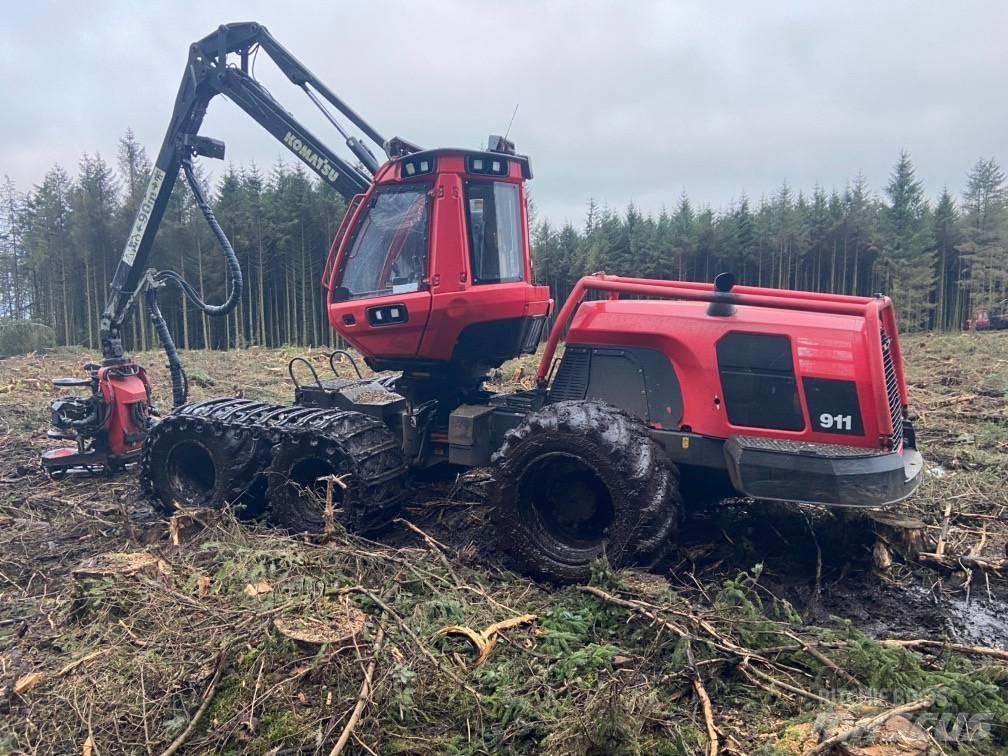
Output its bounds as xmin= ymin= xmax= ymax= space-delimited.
xmin=548 ymin=348 xmax=590 ymax=402
xmin=881 ymin=331 xmax=903 ymax=449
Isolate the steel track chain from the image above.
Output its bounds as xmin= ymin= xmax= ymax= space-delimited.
xmin=140 ymin=398 xmax=407 ymax=531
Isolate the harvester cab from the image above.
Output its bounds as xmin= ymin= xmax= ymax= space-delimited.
xmin=322 ymin=141 xmax=552 ymax=382
xmin=42 ymin=21 xmax=924 ymax=583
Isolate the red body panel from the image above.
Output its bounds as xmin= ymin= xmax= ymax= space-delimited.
xmin=540 ymin=275 xmax=909 ymax=451
xmin=99 ymin=366 xmax=151 ymax=457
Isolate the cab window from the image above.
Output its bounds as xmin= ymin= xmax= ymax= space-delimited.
xmin=465 ymin=182 xmax=524 ymax=284
xmin=340 ymin=186 xmax=430 ymax=299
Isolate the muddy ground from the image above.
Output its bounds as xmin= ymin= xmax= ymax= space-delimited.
xmin=0 ymin=333 xmax=1006 ymax=754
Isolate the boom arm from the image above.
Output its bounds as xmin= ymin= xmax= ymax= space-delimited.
xmin=101 ymin=22 xmax=406 ymax=360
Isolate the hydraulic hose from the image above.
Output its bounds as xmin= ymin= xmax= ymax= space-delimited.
xmin=146 ymin=156 xmax=245 ymax=407
xmin=146 ymin=286 xmax=189 ymax=407
xmin=154 ymin=158 xmax=243 ymax=315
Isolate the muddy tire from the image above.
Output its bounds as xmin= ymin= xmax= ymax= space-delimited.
xmin=490 ymin=400 xmax=681 ymax=583
xmin=266 ymin=415 xmax=406 ymax=536
xmin=141 ymin=416 xmax=264 ymax=516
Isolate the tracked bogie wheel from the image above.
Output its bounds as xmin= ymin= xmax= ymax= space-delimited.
xmin=141 ymin=401 xmax=267 ymax=516
xmin=490 ymin=400 xmax=681 ymax=583
xmin=141 ymin=400 xmax=406 ymax=533
xmin=266 ymin=411 xmax=406 ymax=536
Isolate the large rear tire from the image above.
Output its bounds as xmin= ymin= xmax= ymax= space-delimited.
xmin=490 ymin=400 xmax=681 ymax=583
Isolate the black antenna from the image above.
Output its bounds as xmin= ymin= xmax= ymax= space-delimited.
xmin=504 ymin=103 xmax=519 ymax=140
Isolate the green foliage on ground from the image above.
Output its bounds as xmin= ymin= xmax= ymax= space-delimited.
xmin=0 ymin=319 xmax=54 ymax=357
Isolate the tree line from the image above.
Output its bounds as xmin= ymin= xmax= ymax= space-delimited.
xmin=1 ymin=136 xmax=1005 ymax=352
xmin=534 ymin=153 xmax=1007 ymax=333
xmin=0 ymin=130 xmax=347 ymax=352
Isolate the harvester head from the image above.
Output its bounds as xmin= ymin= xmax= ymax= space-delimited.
xmin=41 ymin=361 xmax=153 ymax=477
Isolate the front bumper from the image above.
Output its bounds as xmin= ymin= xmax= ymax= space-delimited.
xmin=723 ymin=435 xmax=924 ymax=509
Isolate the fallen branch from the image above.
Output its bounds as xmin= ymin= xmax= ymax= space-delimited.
xmin=579 ymin=585 xmax=689 ymax=640
xmin=57 ymin=648 xmax=108 ymax=678
xmin=783 ymin=631 xmax=860 ymax=688
xmin=880 ymin=638 xmax=1008 ymax=663
xmin=394 ymin=517 xmax=451 ymax=553
xmin=686 ymin=640 xmax=719 ymax=756
xmin=740 ymin=660 xmax=833 ymax=706
xmin=919 ymin=552 xmax=1008 ymax=572
xmin=158 ymin=647 xmax=228 ymax=756
xmin=693 ymin=673 xmax=719 ymax=756
xmin=578 ymin=585 xmax=768 ymax=662
xmin=927 ymin=393 xmax=977 ymax=409
xmin=803 ymin=693 xmax=935 ymax=756
xmin=394 ymin=517 xmax=462 ymax=586
xmin=329 ymin=624 xmax=385 ymax=756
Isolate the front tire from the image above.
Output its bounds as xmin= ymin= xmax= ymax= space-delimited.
xmin=141 ymin=416 xmax=264 ymax=516
xmin=490 ymin=400 xmax=681 ymax=583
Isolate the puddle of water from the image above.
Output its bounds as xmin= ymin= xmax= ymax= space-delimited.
xmin=944 ymin=592 xmax=1008 ymax=648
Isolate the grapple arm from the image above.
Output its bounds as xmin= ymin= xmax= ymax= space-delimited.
xmin=101 ymin=22 xmax=396 ymax=360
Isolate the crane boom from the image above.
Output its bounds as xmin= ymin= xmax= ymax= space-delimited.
xmin=101 ymin=22 xmax=407 ymax=360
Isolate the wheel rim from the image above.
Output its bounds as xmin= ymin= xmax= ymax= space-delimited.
xmin=166 ymin=440 xmax=217 ymax=503
xmin=519 ymin=452 xmax=615 ymax=548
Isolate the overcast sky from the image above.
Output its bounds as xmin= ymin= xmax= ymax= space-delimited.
xmin=2 ymin=1 xmax=1005 ymax=223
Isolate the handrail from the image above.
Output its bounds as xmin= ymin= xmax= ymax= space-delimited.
xmin=600 ymin=274 xmax=878 ymax=305
xmin=535 ymin=274 xmax=891 ymax=386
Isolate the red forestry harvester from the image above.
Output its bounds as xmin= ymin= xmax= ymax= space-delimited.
xmin=965 ymin=300 xmax=1008 ymax=331
xmin=42 ymin=23 xmax=923 ymax=581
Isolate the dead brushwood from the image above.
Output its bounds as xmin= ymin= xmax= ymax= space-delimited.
xmin=803 ymin=693 xmax=936 ymax=756
xmin=2 ymin=337 xmax=1008 ymax=753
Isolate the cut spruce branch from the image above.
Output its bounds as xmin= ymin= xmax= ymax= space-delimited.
xmin=802 ymin=693 xmax=936 ymax=756
xmin=329 ymin=624 xmax=386 ymax=756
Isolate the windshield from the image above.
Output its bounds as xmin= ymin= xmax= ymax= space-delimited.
xmin=340 ymin=187 xmax=430 ymax=299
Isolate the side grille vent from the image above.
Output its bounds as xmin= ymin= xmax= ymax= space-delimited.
xmin=520 ymin=316 xmax=547 ymax=354
xmin=880 ymin=331 xmax=903 ymax=449
xmin=548 ymin=348 xmax=590 ymax=402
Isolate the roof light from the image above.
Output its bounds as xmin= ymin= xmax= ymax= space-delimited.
xmin=401 ymin=155 xmax=436 ymax=178
xmin=466 ymin=155 xmax=510 ymax=176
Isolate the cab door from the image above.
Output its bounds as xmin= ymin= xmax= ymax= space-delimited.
xmin=327 ymin=185 xmax=433 ymax=360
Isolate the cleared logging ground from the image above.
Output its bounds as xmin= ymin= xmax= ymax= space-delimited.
xmin=0 ymin=334 xmax=1005 ymax=754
